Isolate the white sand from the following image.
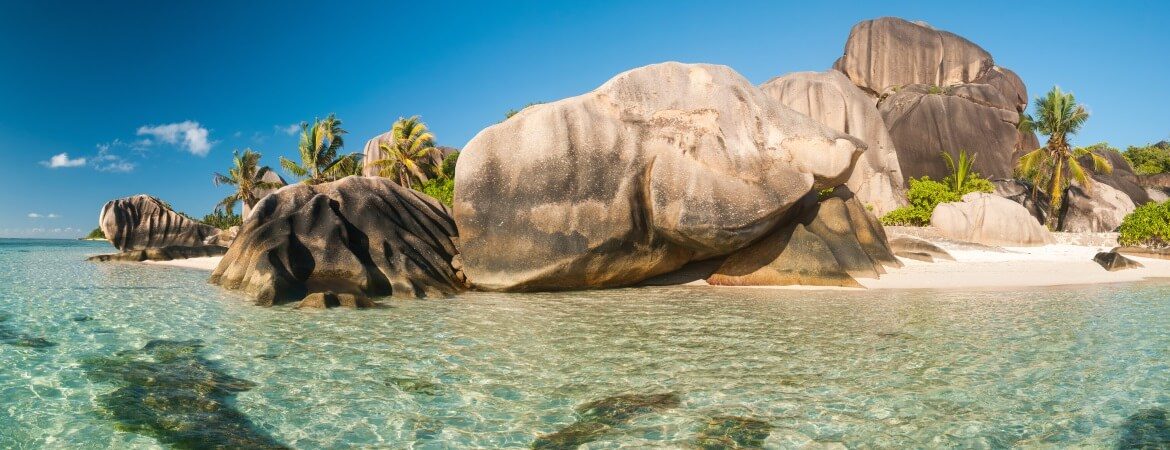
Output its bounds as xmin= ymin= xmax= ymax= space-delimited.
xmin=143 ymin=256 xmax=222 ymax=271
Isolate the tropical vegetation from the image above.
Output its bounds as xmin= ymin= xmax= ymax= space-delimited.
xmin=880 ymin=151 xmax=993 ymax=226
xmin=279 ymin=114 xmax=358 ymax=184
xmin=85 ymin=227 xmax=105 ymax=240
xmin=1122 ymin=141 xmax=1170 ymax=175
xmin=1118 ymin=201 xmax=1170 ymax=248
xmin=1016 ymin=86 xmax=1112 ymax=230
xmin=213 ymin=149 xmax=283 ymax=215
xmin=369 ymin=116 xmax=439 ymax=189
xmin=201 ymin=210 xmax=243 ymax=230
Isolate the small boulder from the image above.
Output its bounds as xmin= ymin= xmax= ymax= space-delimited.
xmin=931 ymin=193 xmax=1054 ymax=246
xmin=99 ymin=195 xmax=220 ymax=251
xmin=889 ymin=236 xmax=955 ymax=262
xmin=1094 ymin=251 xmax=1144 ymax=272
xmin=1060 ymin=183 xmax=1136 ymax=232
xmin=295 ymin=292 xmax=375 ymax=309
xmin=203 ymin=226 xmax=239 ymax=247
xmin=992 ymin=178 xmax=1048 ymax=224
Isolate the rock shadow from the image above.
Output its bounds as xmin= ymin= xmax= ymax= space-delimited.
xmin=1119 ymin=408 xmax=1170 ymax=449
xmin=532 ymin=392 xmax=681 ymax=449
xmin=694 ymin=416 xmax=772 ymax=449
xmin=82 ymin=339 xmax=287 ymax=449
xmin=0 ymin=314 xmax=56 ymax=349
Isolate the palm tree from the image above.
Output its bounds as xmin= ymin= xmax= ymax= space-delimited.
xmin=1017 ymin=86 xmax=1112 ymax=229
xmin=370 ymin=116 xmax=439 ymax=189
xmin=213 ymin=149 xmax=283 ymax=215
xmin=279 ymin=114 xmax=357 ymax=184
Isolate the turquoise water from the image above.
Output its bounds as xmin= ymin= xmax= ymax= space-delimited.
xmin=2 ymin=238 xmax=1170 ymax=448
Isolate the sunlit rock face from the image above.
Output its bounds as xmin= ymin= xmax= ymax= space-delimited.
xmin=453 ymin=62 xmax=865 ymax=291
xmin=211 ymin=176 xmax=466 ymax=305
xmin=931 ymin=192 xmax=1054 ymax=246
xmin=761 ymin=70 xmax=906 ymax=215
xmin=99 ymin=195 xmax=219 ymax=251
xmin=832 ymin=17 xmax=1034 ymax=182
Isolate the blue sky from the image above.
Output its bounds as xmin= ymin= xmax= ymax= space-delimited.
xmin=2 ymin=1 xmax=1168 ymax=238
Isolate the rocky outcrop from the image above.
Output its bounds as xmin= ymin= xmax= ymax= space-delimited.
xmin=203 ymin=226 xmax=239 ymax=247
xmin=706 ymin=192 xmax=899 ymax=288
xmin=454 ymin=62 xmax=866 ymax=291
xmin=760 ymin=70 xmax=906 ymax=215
xmin=1115 ymin=247 xmax=1170 ymax=260
xmin=243 ymin=168 xmax=286 ymax=218
xmin=295 ymin=292 xmax=375 ymax=309
xmin=889 ymin=236 xmax=955 ymax=262
xmin=1059 ymin=183 xmax=1136 ymax=232
xmin=1080 ymin=150 xmax=1150 ymax=205
xmin=210 ymin=176 xmax=466 ymax=305
xmin=931 ymin=192 xmax=1054 ymax=246
xmin=99 ymin=195 xmax=220 ymax=252
xmin=1094 ymin=251 xmax=1144 ymax=271
xmin=87 ymin=245 xmax=227 ymax=262
xmin=361 ymin=129 xmax=457 ymax=178
xmin=993 ymin=179 xmax=1049 ymax=224
xmin=832 ymin=17 xmax=1031 ymax=182
xmin=879 ymin=84 xmax=1020 ymax=181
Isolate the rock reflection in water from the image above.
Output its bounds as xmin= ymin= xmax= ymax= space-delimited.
xmin=533 ymin=392 xmax=681 ymax=449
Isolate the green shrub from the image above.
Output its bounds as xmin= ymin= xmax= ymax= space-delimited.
xmin=881 ymin=177 xmax=960 ymax=226
xmin=1118 ymin=201 xmax=1170 ymax=248
xmin=1122 ymin=142 xmax=1170 ymax=175
xmin=201 ymin=210 xmax=242 ymax=230
xmin=420 ymin=177 xmax=454 ymax=207
xmin=85 ymin=227 xmax=105 ymax=239
xmin=439 ymin=152 xmax=459 ymax=179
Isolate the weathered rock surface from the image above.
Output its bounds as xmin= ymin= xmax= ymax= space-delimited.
xmin=454 ymin=62 xmax=866 ymax=291
xmin=833 ymin=17 xmax=1031 ymax=183
xmin=295 ymin=292 xmax=375 ymax=309
xmin=1147 ymin=188 xmax=1170 ymax=203
xmin=761 ymin=70 xmax=906 ymax=215
xmin=362 ymin=128 xmax=457 ymax=178
xmin=203 ymin=226 xmax=239 ymax=247
xmin=1114 ymin=247 xmax=1170 ymax=260
xmin=1080 ymin=150 xmax=1150 ymax=205
xmin=88 ymin=245 xmax=227 ymax=262
xmin=833 ymin=17 xmax=993 ymax=96
xmin=879 ymin=84 xmax=1020 ymax=181
xmin=210 ymin=176 xmax=466 ymax=305
xmin=99 ymin=195 xmax=220 ymax=252
xmin=243 ymin=168 xmax=286 ymax=218
xmin=706 ymin=192 xmax=899 ymax=288
xmin=1059 ymin=182 xmax=1136 ymax=232
xmin=1093 ymin=251 xmax=1144 ymax=271
xmin=993 ymin=179 xmax=1049 ymax=224
xmin=931 ymin=192 xmax=1054 ymax=246
xmin=889 ymin=236 xmax=955 ymax=262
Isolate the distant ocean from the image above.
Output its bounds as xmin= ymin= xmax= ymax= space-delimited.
xmin=2 ymin=238 xmax=1170 ymax=448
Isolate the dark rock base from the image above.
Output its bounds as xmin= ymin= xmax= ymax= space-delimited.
xmin=87 ymin=246 xmax=227 ymax=262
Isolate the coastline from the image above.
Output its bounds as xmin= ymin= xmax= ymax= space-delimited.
xmin=141 ymin=242 xmax=1170 ymax=291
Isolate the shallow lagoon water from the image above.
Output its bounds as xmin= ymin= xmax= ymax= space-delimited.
xmin=2 ymin=238 xmax=1170 ymax=448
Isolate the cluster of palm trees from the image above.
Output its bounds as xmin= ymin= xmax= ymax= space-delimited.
xmin=213 ymin=114 xmax=448 ymax=216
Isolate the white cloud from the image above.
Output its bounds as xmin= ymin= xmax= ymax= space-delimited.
xmin=27 ymin=213 xmax=60 ymax=219
xmin=136 ymin=120 xmax=213 ymax=156
xmin=27 ymin=213 xmax=41 ymax=218
xmin=41 ymin=152 xmax=87 ymax=168
xmin=275 ymin=123 xmax=300 ymax=135
xmin=48 ymin=213 xmax=60 ymax=218
xmin=92 ymin=144 xmax=136 ymax=173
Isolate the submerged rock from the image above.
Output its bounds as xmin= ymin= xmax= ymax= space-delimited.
xmin=87 ymin=245 xmax=227 ymax=262
xmin=533 ymin=392 xmax=682 ymax=449
xmin=99 ymin=195 xmax=221 ymax=252
xmin=1094 ymin=251 xmax=1144 ymax=272
xmin=694 ymin=416 xmax=773 ymax=449
xmin=1119 ymin=408 xmax=1170 ymax=449
xmin=707 ymin=191 xmax=898 ymax=288
xmin=82 ymin=339 xmax=287 ymax=449
xmin=0 ymin=315 xmax=57 ymax=349
xmin=455 ymin=62 xmax=865 ymax=292
xmin=931 ymin=193 xmax=1053 ymax=246
xmin=210 ymin=176 xmax=466 ymax=305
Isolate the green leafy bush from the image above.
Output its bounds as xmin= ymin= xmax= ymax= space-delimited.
xmin=880 ymin=177 xmax=960 ymax=226
xmin=1118 ymin=201 xmax=1170 ymax=248
xmin=1122 ymin=141 xmax=1170 ymax=175
xmin=439 ymin=152 xmax=459 ymax=179
xmin=201 ymin=210 xmax=242 ymax=230
xmin=420 ymin=177 xmax=454 ymax=207
xmin=85 ymin=227 xmax=105 ymax=239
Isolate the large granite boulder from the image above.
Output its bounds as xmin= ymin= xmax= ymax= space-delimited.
xmin=993 ymin=178 xmax=1049 ymax=224
xmin=706 ymin=192 xmax=899 ymax=287
xmin=1079 ymin=150 xmax=1150 ymax=205
xmin=1059 ymin=182 xmax=1136 ymax=232
xmin=454 ymin=62 xmax=866 ymax=291
xmin=210 ymin=176 xmax=466 ymax=305
xmin=878 ymin=84 xmax=1020 ymax=181
xmin=242 ymin=167 xmax=286 ymax=218
xmin=832 ymin=17 xmax=1031 ymax=183
xmin=99 ymin=195 xmax=220 ymax=252
xmin=760 ymin=70 xmax=907 ymax=215
xmin=931 ymin=192 xmax=1054 ymax=246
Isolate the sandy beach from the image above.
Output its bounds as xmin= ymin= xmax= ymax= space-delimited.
xmin=144 ymin=243 xmax=1170 ymax=290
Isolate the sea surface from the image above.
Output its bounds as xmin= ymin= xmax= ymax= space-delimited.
xmin=2 ymin=238 xmax=1170 ymax=449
